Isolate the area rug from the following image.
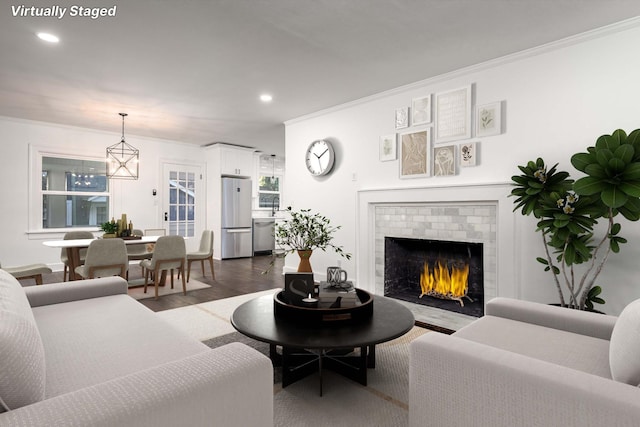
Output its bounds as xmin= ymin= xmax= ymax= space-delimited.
xmin=203 ymin=326 xmax=427 ymax=427
xmin=156 ymin=289 xmax=428 ymax=427
xmin=126 ymin=278 xmax=211 ymax=300
xmin=155 ymin=288 xmax=281 ymax=340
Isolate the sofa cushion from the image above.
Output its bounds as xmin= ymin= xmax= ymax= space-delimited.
xmin=0 ymin=270 xmax=46 ymax=412
xmin=32 ymin=293 xmax=208 ymax=398
xmin=454 ymin=314 xmax=612 ymax=379
xmin=609 ymin=298 xmax=640 ymax=385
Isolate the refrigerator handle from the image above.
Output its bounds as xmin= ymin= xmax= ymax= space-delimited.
xmin=226 ymin=228 xmax=252 ymax=233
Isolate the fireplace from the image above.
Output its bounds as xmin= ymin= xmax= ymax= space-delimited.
xmin=384 ymin=237 xmax=484 ymax=317
xmin=357 ymin=185 xmax=514 ymax=330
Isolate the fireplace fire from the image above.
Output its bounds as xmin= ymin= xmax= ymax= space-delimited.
xmin=419 ymin=260 xmax=471 ymax=306
xmin=384 ymin=237 xmax=484 ymax=317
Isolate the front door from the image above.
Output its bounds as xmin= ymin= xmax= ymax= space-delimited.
xmin=162 ymin=163 xmax=203 ymax=243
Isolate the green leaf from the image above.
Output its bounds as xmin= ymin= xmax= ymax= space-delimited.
xmin=574 ymin=176 xmax=605 ymax=195
xmin=627 ymin=129 xmax=640 ymax=154
xmin=596 ymin=133 xmax=621 ymax=151
xmin=553 ymin=218 xmax=570 ymax=228
xmin=610 ymin=129 xmax=628 ymax=146
xmin=608 ymin=157 xmax=627 ymax=173
xmin=618 ymin=206 xmax=640 ymax=221
xmin=610 ymin=239 xmax=620 ymax=253
xmin=614 ymin=144 xmax=635 ymax=164
xmin=621 ymin=163 xmax=640 ymax=180
xmin=611 ymin=222 xmax=621 ymax=235
xmin=596 ymin=149 xmax=613 ymax=168
xmin=619 ymin=181 xmax=640 ymax=197
xmin=584 ymin=163 xmax=607 ymax=178
xmin=571 ymin=152 xmax=593 ymax=172
xmin=536 ymin=257 xmax=548 ymax=265
xmin=511 ymin=175 xmax=529 ymax=185
xmin=588 ymin=286 xmax=602 ymax=297
xmin=551 ymin=265 xmax=560 ymax=275
xmin=601 ymin=186 xmax=629 ymax=208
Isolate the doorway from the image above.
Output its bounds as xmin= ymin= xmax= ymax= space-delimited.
xmin=162 ymin=163 xmax=204 ymax=245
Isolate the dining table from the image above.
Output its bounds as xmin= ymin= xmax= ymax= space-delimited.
xmin=43 ymin=236 xmax=160 ymax=281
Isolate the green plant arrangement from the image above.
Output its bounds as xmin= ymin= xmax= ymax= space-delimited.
xmin=100 ymin=221 xmax=118 ymax=235
xmin=510 ymin=128 xmax=640 ymax=310
xmin=269 ymin=207 xmax=351 ymax=273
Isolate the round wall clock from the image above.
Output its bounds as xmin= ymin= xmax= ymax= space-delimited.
xmin=305 ymin=139 xmax=335 ymax=176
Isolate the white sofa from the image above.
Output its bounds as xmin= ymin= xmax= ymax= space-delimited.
xmin=409 ymin=297 xmax=640 ymax=427
xmin=0 ymin=269 xmax=273 ymax=426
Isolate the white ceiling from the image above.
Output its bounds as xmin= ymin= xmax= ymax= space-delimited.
xmin=2 ymin=1 xmax=640 ymax=156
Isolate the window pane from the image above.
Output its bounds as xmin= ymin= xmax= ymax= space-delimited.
xmin=66 ymin=172 xmax=107 ymax=193
xmin=42 ymin=195 xmax=108 ymax=228
xmin=42 ymin=157 xmax=107 ymax=192
xmin=259 ymin=193 xmax=280 ymax=209
xmin=259 ymin=176 xmax=279 ymax=192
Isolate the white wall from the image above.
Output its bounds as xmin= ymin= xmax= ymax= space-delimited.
xmin=283 ymin=21 xmax=640 ymax=315
xmin=0 ymin=116 xmax=206 ymax=269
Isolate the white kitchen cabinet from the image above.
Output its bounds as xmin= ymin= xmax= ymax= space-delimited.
xmin=219 ymin=145 xmax=254 ymax=177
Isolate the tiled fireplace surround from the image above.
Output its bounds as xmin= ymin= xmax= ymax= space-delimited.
xmin=355 ymin=183 xmax=517 ymax=330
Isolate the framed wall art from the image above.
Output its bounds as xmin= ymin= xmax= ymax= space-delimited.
xmin=395 ymin=107 xmax=409 ymax=130
xmin=433 ymin=145 xmax=456 ymax=176
xmin=379 ymin=134 xmax=397 ymax=161
xmin=399 ymin=129 xmax=430 ymax=179
xmin=411 ymin=95 xmax=431 ymax=126
xmin=434 ymin=85 xmax=472 ymax=143
xmin=459 ymin=142 xmax=478 ymax=167
xmin=476 ymin=102 xmax=502 ymax=137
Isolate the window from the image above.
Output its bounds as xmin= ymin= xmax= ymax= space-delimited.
xmin=258 ymin=175 xmax=281 ymax=210
xmin=40 ymin=156 xmax=109 ymax=228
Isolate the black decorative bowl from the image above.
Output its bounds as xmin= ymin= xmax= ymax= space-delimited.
xmin=273 ymin=289 xmax=373 ymax=324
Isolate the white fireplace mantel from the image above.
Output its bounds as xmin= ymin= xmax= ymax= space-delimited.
xmin=355 ymin=182 xmax=518 ymax=306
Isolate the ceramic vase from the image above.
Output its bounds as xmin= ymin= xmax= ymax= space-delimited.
xmin=297 ymin=250 xmax=313 ymax=272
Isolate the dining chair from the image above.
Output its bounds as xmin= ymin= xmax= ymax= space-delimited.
xmin=74 ymin=239 xmax=128 ymax=279
xmin=60 ymin=231 xmax=94 ymax=281
xmin=141 ymin=235 xmax=186 ymax=300
xmin=186 ymin=230 xmax=215 ymax=282
xmin=0 ymin=261 xmax=52 ymax=285
xmin=127 ymin=229 xmax=153 ymax=275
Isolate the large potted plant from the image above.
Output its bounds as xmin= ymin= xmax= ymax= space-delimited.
xmin=511 ymin=128 xmax=640 ymax=310
xmin=273 ymin=207 xmax=351 ymax=272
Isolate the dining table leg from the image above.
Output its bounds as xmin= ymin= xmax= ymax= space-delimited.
xmin=66 ymin=247 xmax=82 ymax=281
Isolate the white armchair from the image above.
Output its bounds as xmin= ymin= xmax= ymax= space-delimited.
xmin=409 ymin=297 xmax=640 ymax=427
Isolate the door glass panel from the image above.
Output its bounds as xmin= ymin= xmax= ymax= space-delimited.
xmin=167 ymin=166 xmax=197 ymax=237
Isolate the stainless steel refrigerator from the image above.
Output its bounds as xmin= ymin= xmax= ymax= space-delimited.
xmin=221 ymin=177 xmax=253 ymax=259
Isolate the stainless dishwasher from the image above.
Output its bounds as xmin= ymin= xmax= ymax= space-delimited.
xmin=252 ymin=218 xmax=275 ymax=255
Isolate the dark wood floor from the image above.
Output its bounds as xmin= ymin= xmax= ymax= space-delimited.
xmin=40 ymin=254 xmax=284 ymax=312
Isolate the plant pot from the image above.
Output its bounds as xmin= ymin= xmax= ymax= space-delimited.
xmin=297 ymin=250 xmax=313 ymax=272
xmin=102 ymin=233 xmax=117 ymax=238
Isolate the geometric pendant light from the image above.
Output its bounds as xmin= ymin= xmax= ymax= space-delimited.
xmin=106 ymin=113 xmax=139 ymax=179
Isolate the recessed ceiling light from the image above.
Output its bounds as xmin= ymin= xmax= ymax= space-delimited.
xmin=260 ymin=94 xmax=273 ymax=103
xmin=37 ymin=32 xmax=59 ymax=43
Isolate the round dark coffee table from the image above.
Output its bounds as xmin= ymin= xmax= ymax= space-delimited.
xmin=231 ymin=292 xmax=415 ymax=395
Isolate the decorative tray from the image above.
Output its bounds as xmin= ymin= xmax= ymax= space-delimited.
xmin=273 ymin=289 xmax=373 ymax=324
